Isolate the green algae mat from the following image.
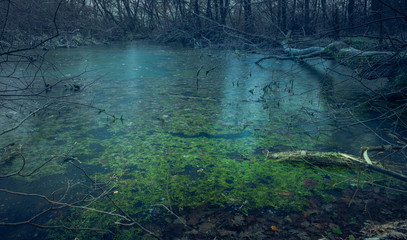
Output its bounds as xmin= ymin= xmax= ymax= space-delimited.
xmin=1 ymin=43 xmax=406 ymax=239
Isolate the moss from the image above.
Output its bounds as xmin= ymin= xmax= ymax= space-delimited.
xmin=4 ymin=99 xmax=379 ymax=237
xmin=341 ymin=37 xmax=379 ymax=51
xmin=27 ymin=108 xmax=397 ymax=239
xmin=6 ymin=44 xmax=406 ymax=240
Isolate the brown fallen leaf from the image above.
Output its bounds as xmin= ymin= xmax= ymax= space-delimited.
xmin=271 ymin=225 xmax=282 ymax=231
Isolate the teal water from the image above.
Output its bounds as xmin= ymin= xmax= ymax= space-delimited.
xmin=1 ymin=42 xmax=405 ymax=239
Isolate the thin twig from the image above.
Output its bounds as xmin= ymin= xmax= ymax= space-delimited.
xmin=69 ymin=161 xmax=162 ymax=239
xmin=0 ymin=103 xmax=52 ymax=136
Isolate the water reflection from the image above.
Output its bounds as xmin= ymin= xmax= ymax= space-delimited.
xmin=1 ymin=42 xmax=404 ymax=239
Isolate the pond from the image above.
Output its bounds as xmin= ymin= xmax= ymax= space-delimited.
xmin=1 ymin=42 xmax=406 ymax=239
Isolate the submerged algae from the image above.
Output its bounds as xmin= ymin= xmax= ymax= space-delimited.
xmin=74 ymin=128 xmax=378 ymax=214
xmin=3 ymin=43 xmax=405 ymax=240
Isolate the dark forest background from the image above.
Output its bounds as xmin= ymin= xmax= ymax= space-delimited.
xmin=1 ymin=0 xmax=407 ymax=48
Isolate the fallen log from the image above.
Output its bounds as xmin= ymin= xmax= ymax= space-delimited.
xmin=269 ymin=150 xmax=407 ymax=183
xmin=255 ymin=30 xmax=405 ymax=66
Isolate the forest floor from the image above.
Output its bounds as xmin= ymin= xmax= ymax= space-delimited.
xmin=142 ymin=185 xmax=407 ymax=239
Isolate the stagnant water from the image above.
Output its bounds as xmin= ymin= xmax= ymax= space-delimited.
xmin=1 ymin=42 xmax=406 ymax=239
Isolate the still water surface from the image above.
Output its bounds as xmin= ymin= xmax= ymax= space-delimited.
xmin=1 ymin=42 xmax=405 ymax=239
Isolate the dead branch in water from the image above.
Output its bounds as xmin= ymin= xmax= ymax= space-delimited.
xmin=270 ymin=150 xmax=407 ymax=183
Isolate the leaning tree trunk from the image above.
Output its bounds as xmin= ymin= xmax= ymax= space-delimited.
xmin=255 ymin=31 xmax=405 ymax=64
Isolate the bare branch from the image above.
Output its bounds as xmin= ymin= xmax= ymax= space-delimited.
xmin=0 ymin=103 xmax=52 ymax=136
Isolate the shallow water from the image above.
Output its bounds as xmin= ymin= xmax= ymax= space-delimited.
xmin=1 ymin=42 xmax=406 ymax=239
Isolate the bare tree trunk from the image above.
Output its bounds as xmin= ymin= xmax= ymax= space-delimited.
xmin=290 ymin=0 xmax=297 ymax=30
xmin=206 ymin=0 xmax=213 ymax=19
xmin=364 ymin=0 xmax=368 ymax=17
xmin=145 ymin=0 xmax=156 ymax=30
xmin=219 ymin=0 xmax=229 ymax=24
xmin=243 ymin=0 xmax=253 ymax=32
xmin=214 ymin=0 xmax=219 ymax=21
xmin=281 ymin=0 xmax=287 ymax=31
xmin=176 ymin=0 xmax=186 ymax=22
xmin=123 ymin=0 xmax=139 ymax=32
xmin=313 ymin=0 xmax=319 ymax=26
xmin=194 ymin=0 xmax=201 ymax=29
xmin=264 ymin=0 xmax=273 ymax=33
xmin=347 ymin=0 xmax=355 ymax=31
xmin=278 ymin=0 xmax=281 ymax=28
xmin=332 ymin=5 xmax=340 ymax=40
xmin=304 ymin=0 xmax=310 ymax=34
xmin=115 ymin=0 xmax=123 ymax=23
xmin=320 ymin=0 xmax=327 ymax=29
xmin=96 ymin=0 xmax=125 ymax=33
xmin=371 ymin=0 xmax=383 ymax=44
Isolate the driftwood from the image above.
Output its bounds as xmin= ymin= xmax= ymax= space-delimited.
xmin=255 ymin=42 xmax=400 ymax=64
xmin=255 ymin=30 xmax=405 ymax=65
xmin=269 ymin=148 xmax=407 ymax=183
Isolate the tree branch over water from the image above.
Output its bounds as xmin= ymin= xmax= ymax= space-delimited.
xmin=0 ymin=144 xmax=160 ymax=238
